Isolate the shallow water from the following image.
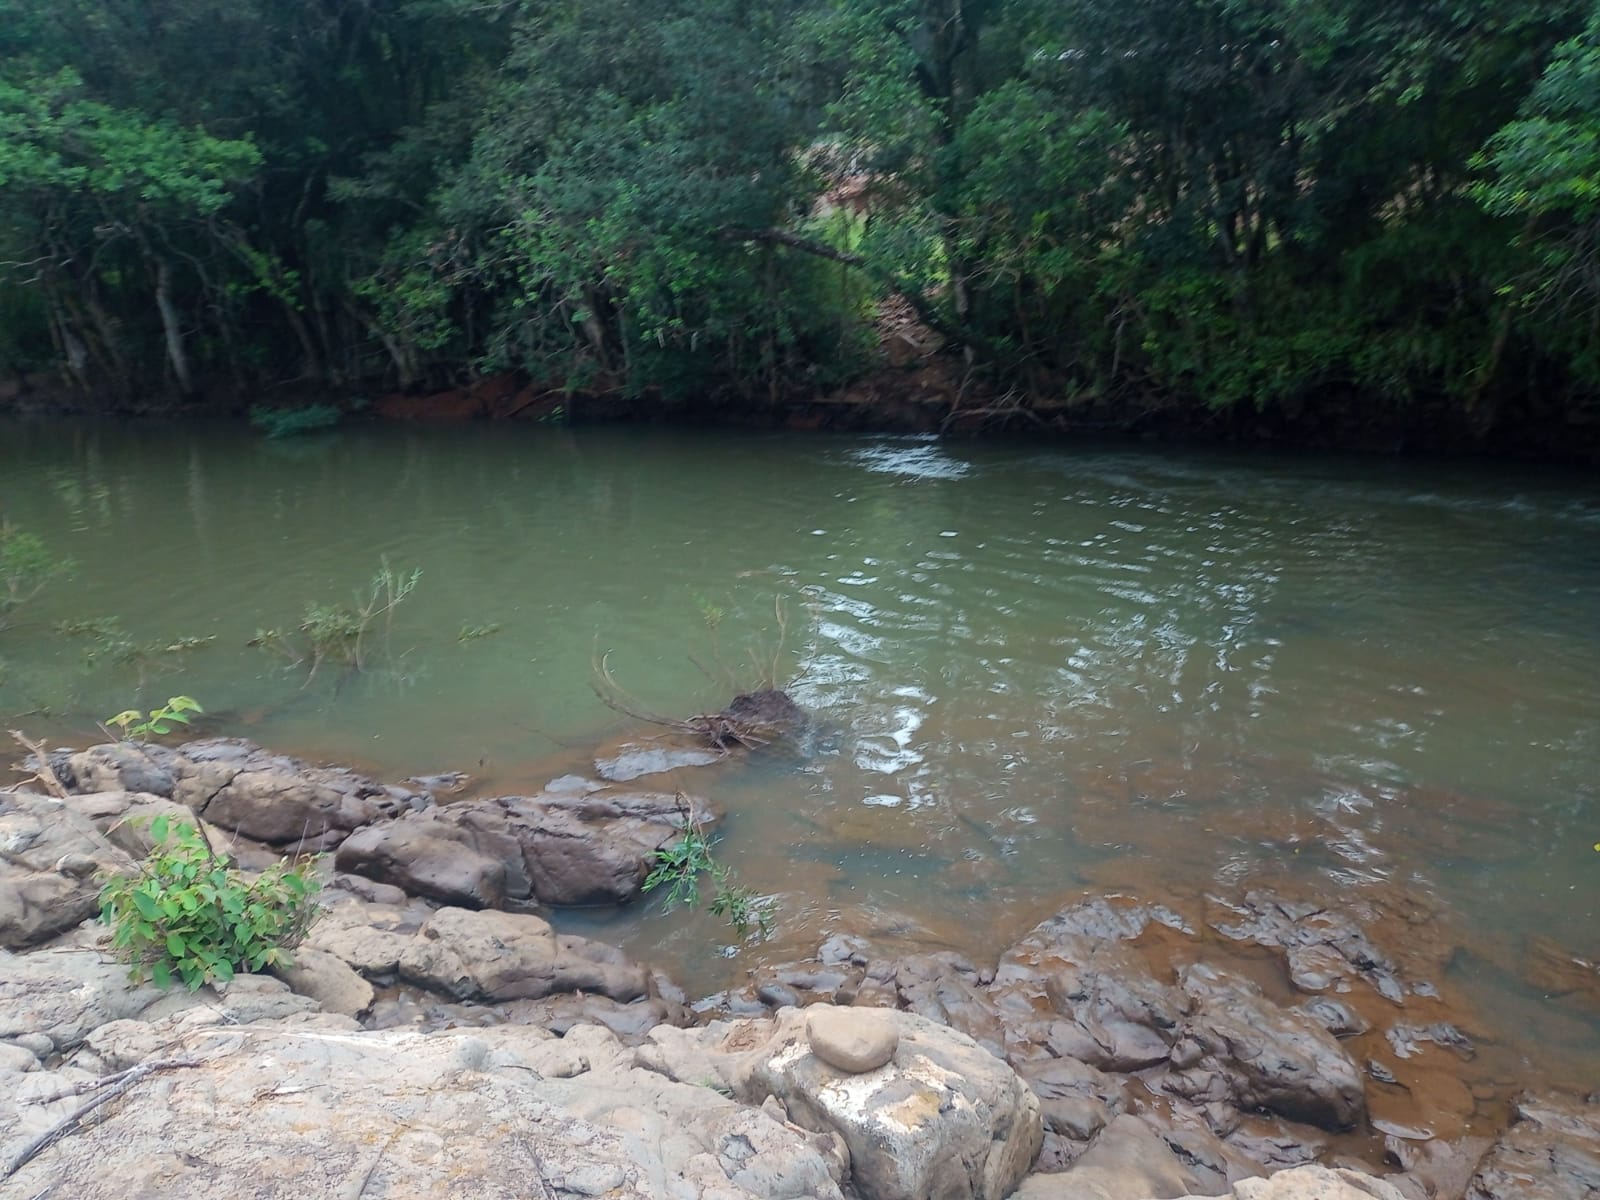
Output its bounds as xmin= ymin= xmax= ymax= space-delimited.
xmin=3 ymin=419 xmax=1597 ymax=1084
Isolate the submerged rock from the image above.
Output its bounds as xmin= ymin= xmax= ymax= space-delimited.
xmin=1466 ymin=1092 xmax=1600 ymax=1200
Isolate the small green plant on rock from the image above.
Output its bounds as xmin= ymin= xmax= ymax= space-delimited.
xmin=644 ymin=806 xmax=772 ymax=940
xmin=106 ymin=695 xmax=203 ymax=739
xmin=98 ymin=815 xmax=321 ymax=990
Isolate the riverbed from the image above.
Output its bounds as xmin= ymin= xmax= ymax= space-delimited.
xmin=2 ymin=418 xmax=1596 ymax=1091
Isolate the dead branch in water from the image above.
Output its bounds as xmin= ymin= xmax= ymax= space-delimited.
xmin=590 ymin=650 xmax=774 ymax=754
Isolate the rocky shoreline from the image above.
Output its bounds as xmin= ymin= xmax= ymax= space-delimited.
xmin=2 ymin=735 xmax=1596 ymax=1199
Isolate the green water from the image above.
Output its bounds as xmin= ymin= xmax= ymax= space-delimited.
xmin=3 ymin=419 xmax=1597 ymax=1076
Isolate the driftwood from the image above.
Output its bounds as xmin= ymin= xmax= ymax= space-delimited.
xmin=7 ymin=730 xmax=69 ymax=799
xmin=2 ymin=1056 xmax=203 ymax=1181
xmin=591 ymin=652 xmax=804 ymax=755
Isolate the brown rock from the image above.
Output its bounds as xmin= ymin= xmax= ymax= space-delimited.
xmin=805 ymin=1006 xmax=899 ymax=1073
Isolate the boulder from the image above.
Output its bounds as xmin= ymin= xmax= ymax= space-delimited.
xmin=806 ymin=1005 xmax=899 ymax=1073
xmin=303 ymin=894 xmax=652 ymax=1006
xmin=0 ymin=791 xmax=134 ymax=950
xmin=643 ymin=1007 xmax=1043 ymax=1200
xmin=1014 ymin=1114 xmax=1208 ymax=1199
xmin=335 ymin=787 xmax=718 ymax=907
xmin=1167 ymin=963 xmax=1367 ymax=1132
xmin=0 ymin=940 xmax=321 ymax=1056
xmin=395 ymin=906 xmax=647 ymax=1003
xmin=55 ymin=738 xmax=432 ymax=850
xmin=270 ymin=946 xmax=375 ymax=1018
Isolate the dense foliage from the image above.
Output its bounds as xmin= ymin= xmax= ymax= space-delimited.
xmin=99 ymin=815 xmax=321 ymax=991
xmin=1 ymin=0 xmax=1595 ymax=439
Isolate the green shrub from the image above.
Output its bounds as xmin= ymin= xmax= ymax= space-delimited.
xmin=645 ymin=818 xmax=772 ymax=940
xmin=249 ymin=403 xmax=343 ymax=438
xmin=98 ymin=816 xmax=321 ymax=990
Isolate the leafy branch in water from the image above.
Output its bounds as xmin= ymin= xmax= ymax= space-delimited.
xmin=644 ymin=801 xmax=772 ymax=940
xmin=57 ymin=616 xmax=215 ymax=689
xmin=250 ymin=558 xmax=421 ymax=681
xmin=0 ymin=522 xmax=75 ymax=629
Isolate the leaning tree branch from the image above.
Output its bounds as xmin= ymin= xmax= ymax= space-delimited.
xmin=8 ymin=731 xmax=69 ymax=800
xmin=719 ymin=228 xmax=1002 ymax=362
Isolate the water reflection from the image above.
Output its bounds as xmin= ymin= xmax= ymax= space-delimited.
xmin=1 ymin=420 xmax=1596 ymax=1079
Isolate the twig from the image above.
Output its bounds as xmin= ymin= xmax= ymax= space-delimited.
xmin=2 ymin=1057 xmax=202 ymax=1180
xmin=8 ymin=731 xmax=69 ymax=800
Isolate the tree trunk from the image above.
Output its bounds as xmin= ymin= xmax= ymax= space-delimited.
xmin=153 ymin=256 xmax=195 ymax=396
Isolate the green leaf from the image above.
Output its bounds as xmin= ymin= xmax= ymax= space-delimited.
xmin=151 ymin=959 xmax=172 ymax=989
xmin=166 ymin=932 xmax=186 ymax=958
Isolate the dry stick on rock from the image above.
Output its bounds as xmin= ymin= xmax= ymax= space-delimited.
xmin=2 ymin=1056 xmax=202 ymax=1181
xmin=8 ymin=730 xmax=69 ymax=799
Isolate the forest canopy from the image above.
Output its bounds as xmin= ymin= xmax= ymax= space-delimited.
xmin=1 ymin=0 xmax=1596 ymax=436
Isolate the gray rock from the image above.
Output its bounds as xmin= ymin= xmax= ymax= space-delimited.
xmin=646 ymin=1007 xmax=1043 ymax=1200
xmin=55 ymin=738 xmax=432 ymax=850
xmin=806 ymin=1006 xmax=898 ymax=1073
xmin=0 ymin=790 xmax=135 ymax=949
xmin=1169 ymin=963 xmax=1367 ymax=1132
xmin=396 ymin=906 xmax=647 ymax=1003
xmin=335 ymin=788 xmax=718 ymax=907
xmin=1177 ymin=1165 xmax=1408 ymax=1199
xmin=270 ymin=946 xmax=375 ymax=1018
xmin=1014 ymin=1114 xmax=1205 ymax=1199
xmin=1466 ymin=1092 xmax=1600 ymax=1200
xmin=0 ymin=1022 xmax=847 ymax=1200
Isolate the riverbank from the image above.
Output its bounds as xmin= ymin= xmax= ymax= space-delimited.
xmin=6 ymin=352 xmax=1600 ymax=464
xmin=3 ymin=731 xmax=1596 ymax=1198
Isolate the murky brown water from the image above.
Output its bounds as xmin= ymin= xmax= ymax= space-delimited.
xmin=2 ymin=419 xmax=1597 ymax=1096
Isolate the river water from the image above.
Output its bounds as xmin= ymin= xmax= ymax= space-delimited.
xmin=2 ymin=419 xmax=1597 ymax=1087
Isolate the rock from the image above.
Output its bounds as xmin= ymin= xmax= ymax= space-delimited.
xmin=0 ymin=942 xmax=321 ymax=1056
xmin=398 ymin=907 xmax=646 ymax=1002
xmin=1466 ymin=1092 xmax=1600 ymax=1200
xmin=0 ymin=790 xmax=134 ymax=949
xmin=594 ymin=735 xmax=725 ymax=782
xmin=1524 ymin=937 xmax=1600 ymax=1010
xmin=305 ymin=897 xmax=651 ymax=1006
xmin=497 ymin=993 xmax=687 ymax=1043
xmin=806 ymin=1006 xmax=899 ymax=1073
xmin=0 ymin=1022 xmax=848 ymax=1200
xmin=56 ymin=738 xmax=432 ymax=850
xmin=270 ymin=946 xmax=375 ymax=1018
xmin=1206 ymin=891 xmax=1408 ymax=1004
xmin=335 ymin=788 xmax=718 ymax=907
xmin=301 ymin=891 xmax=433 ymax=978
xmin=1169 ymin=963 xmax=1367 ymax=1132
xmin=645 ymin=1007 xmax=1043 ymax=1200
xmin=1171 ymin=1166 xmax=1408 ymax=1200
xmin=1014 ymin=1114 xmax=1207 ymax=1199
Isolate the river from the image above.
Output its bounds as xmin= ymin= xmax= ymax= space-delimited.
xmin=2 ymin=418 xmax=1596 ymax=1093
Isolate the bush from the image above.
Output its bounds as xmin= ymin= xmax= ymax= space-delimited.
xmin=98 ymin=815 xmax=321 ymax=990
xmin=249 ymin=403 xmax=343 ymax=438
